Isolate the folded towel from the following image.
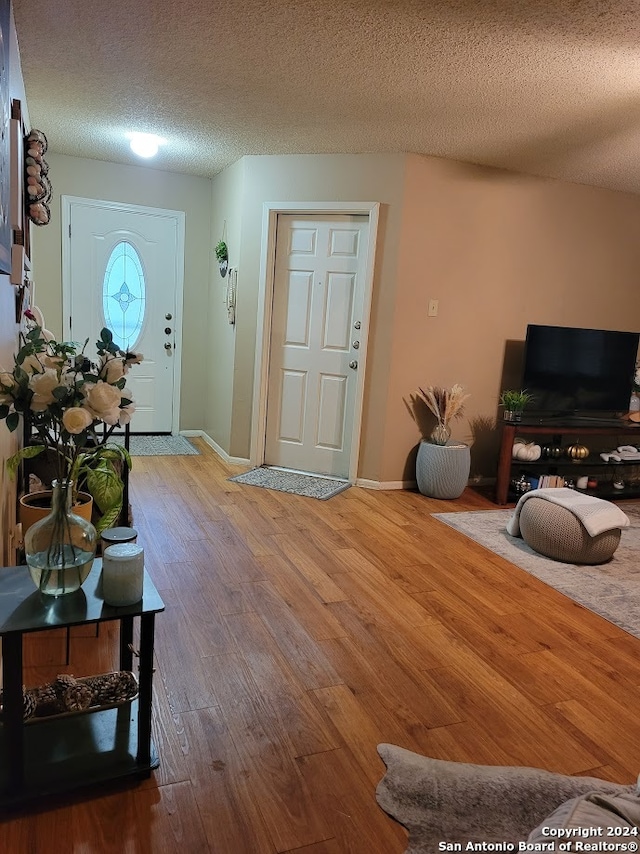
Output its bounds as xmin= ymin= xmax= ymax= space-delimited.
xmin=507 ymin=488 xmax=630 ymax=538
xmin=600 ymin=450 xmax=640 ymax=462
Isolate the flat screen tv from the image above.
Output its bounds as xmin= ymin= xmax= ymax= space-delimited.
xmin=521 ymin=324 xmax=639 ymax=418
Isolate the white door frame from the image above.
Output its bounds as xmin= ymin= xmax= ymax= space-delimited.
xmin=61 ymin=196 xmax=186 ymax=435
xmin=251 ymin=201 xmax=380 ymax=483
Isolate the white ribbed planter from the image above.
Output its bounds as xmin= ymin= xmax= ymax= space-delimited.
xmin=416 ymin=440 xmax=471 ymax=499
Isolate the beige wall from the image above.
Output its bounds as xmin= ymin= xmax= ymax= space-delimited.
xmin=383 ymin=153 xmax=640 ymax=482
xmin=220 ymin=153 xmax=407 ymax=466
xmin=206 ymin=158 xmax=245 ymax=450
xmin=20 ymin=149 xmax=640 ymax=496
xmin=1 ymin=10 xmax=30 ymax=564
xmin=30 ymin=153 xmax=213 ymax=430
xmin=209 ymin=150 xmax=640 ymax=483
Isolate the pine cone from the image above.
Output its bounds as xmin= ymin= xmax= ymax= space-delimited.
xmin=61 ymin=682 xmax=91 ymax=712
xmin=27 ymin=682 xmax=61 ymax=717
xmin=54 ymin=676 xmax=92 ymax=712
xmin=23 ymin=690 xmax=37 ymax=720
xmin=0 ymin=686 xmax=38 ymax=720
xmin=84 ymin=671 xmax=138 ymax=705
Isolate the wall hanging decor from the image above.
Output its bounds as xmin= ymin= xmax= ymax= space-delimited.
xmin=215 ymin=239 xmax=228 ymax=277
xmin=24 ymin=129 xmax=51 ymax=226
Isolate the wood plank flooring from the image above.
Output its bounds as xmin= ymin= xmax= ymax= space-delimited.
xmin=4 ymin=439 xmax=640 ymax=852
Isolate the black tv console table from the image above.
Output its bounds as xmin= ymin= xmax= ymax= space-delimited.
xmin=496 ymin=419 xmax=640 ymax=505
xmin=0 ymin=560 xmax=164 ymax=808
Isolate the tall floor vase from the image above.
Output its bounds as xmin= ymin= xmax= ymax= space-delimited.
xmin=24 ymin=479 xmax=97 ymax=596
xmin=416 ymin=440 xmax=471 ymax=499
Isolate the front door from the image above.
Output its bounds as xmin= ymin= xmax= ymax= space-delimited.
xmin=63 ymin=198 xmax=185 ymax=433
xmin=265 ymin=214 xmax=369 ymax=478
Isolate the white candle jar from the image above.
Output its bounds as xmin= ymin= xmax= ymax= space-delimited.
xmin=102 ymin=543 xmax=144 ymax=606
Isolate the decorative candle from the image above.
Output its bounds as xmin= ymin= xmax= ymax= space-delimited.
xmin=101 ymin=526 xmax=138 ymax=557
xmin=101 ymin=526 xmax=138 ymax=547
xmin=102 ymin=543 xmax=144 ymax=606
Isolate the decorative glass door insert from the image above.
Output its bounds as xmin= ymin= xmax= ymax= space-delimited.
xmin=102 ymin=241 xmax=146 ymax=351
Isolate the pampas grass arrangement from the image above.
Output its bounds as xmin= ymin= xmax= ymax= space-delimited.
xmin=418 ymin=384 xmax=469 ymax=427
xmin=411 ymin=384 xmax=470 ymax=444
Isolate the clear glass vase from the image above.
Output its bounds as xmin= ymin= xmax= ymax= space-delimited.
xmin=24 ymin=479 xmax=97 ymax=596
xmin=430 ymin=423 xmax=451 ymax=446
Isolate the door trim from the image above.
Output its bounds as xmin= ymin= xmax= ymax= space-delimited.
xmin=61 ymin=196 xmax=186 ymax=435
xmin=251 ymin=201 xmax=380 ymax=483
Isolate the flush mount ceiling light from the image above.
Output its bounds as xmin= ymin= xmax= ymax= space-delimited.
xmin=127 ymin=132 xmax=166 ymax=158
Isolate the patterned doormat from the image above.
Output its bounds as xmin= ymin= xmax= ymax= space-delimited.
xmin=111 ymin=435 xmax=199 ymax=456
xmin=228 ymin=467 xmax=351 ymax=500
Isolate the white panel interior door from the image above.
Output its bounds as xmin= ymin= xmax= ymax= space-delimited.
xmin=65 ymin=199 xmax=184 ymax=433
xmin=265 ymin=214 xmax=368 ymax=478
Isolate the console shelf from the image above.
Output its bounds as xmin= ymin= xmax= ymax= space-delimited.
xmin=0 ymin=561 xmax=164 ymax=809
xmin=496 ymin=420 xmax=640 ymax=505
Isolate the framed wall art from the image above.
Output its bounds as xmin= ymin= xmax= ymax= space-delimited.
xmin=0 ymin=0 xmax=10 ymax=275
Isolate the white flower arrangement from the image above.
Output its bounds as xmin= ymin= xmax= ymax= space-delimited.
xmin=0 ymin=317 xmax=143 ymax=531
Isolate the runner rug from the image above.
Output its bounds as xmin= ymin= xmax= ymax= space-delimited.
xmin=433 ymin=502 xmax=640 ymax=640
xmin=111 ymin=435 xmax=199 ymax=456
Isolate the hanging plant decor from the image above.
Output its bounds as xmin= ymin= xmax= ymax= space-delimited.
xmin=215 ymin=240 xmax=229 ymax=277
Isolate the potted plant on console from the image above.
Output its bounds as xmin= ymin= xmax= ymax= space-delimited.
xmin=500 ymin=389 xmax=534 ymax=423
xmin=410 ymin=384 xmax=471 ymax=499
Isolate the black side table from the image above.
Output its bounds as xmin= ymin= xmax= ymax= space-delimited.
xmin=0 ymin=560 xmax=165 ymax=808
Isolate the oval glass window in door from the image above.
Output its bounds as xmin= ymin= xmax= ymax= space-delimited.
xmin=102 ymin=241 xmax=146 ymax=351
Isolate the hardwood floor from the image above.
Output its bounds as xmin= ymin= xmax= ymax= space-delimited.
xmin=4 ymin=438 xmax=640 ymax=852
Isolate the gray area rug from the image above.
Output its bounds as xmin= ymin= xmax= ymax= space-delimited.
xmin=376 ymin=743 xmax=635 ymax=853
xmin=111 ymin=435 xmax=199 ymax=456
xmin=433 ymin=502 xmax=640 ymax=639
xmin=228 ymin=466 xmax=351 ymax=500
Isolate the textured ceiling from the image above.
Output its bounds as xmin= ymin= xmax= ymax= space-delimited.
xmin=11 ymin=0 xmax=640 ymax=193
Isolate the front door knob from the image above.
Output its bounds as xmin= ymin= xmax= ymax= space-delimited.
xmin=165 ymin=313 xmax=173 ymax=320
xmin=164 ymin=342 xmax=172 ymax=350
xmin=349 ymin=360 xmax=358 ymax=370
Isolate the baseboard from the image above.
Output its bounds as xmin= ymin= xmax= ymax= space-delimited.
xmin=356 ymin=476 xmax=496 ymax=491
xmin=355 ymin=478 xmax=416 ymax=490
xmin=180 ymin=430 xmax=250 ymax=466
xmin=176 ymin=440 xmax=495 ymax=489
